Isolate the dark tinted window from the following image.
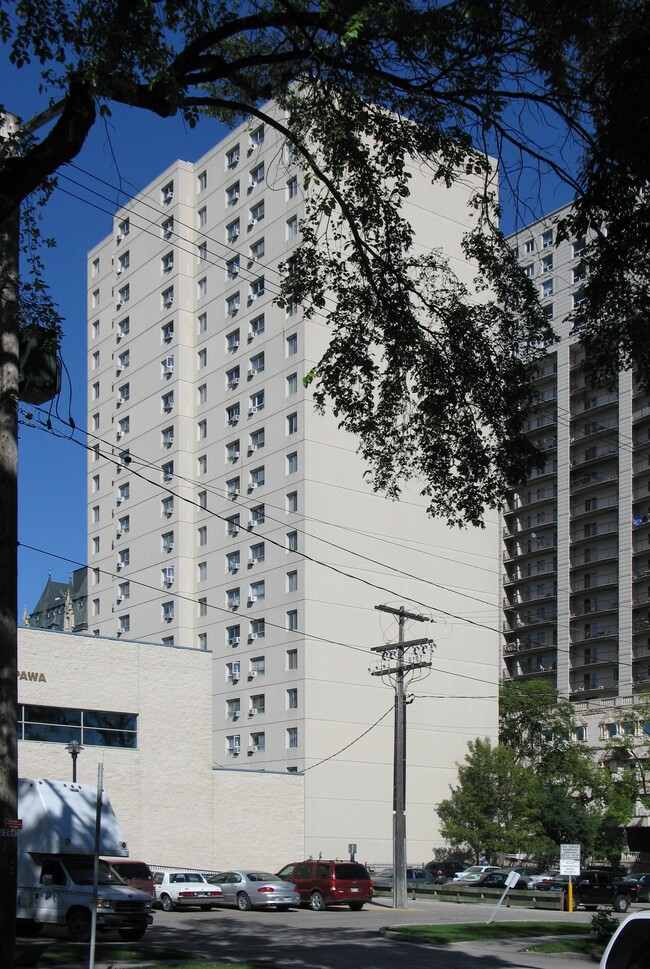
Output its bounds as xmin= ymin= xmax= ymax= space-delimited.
xmin=316 ymin=863 xmax=330 ymax=879
xmin=334 ymin=864 xmax=369 ymax=880
xmin=112 ymin=862 xmax=151 ymax=879
xmin=293 ymin=863 xmax=313 ymax=879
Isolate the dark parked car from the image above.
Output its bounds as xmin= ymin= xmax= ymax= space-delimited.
xmin=441 ymin=869 xmax=528 ymax=892
xmin=620 ymin=874 xmax=650 ymax=902
xmin=425 ymin=860 xmax=466 ymax=883
xmin=371 ymin=867 xmax=433 ymax=890
xmin=277 ymin=860 xmax=373 ymax=911
xmin=549 ymin=870 xmax=637 ymax=912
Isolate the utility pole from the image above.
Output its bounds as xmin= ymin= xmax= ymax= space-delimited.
xmin=371 ymin=604 xmax=434 ymax=909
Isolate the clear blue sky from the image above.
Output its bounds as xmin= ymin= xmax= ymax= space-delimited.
xmin=5 ymin=53 xmax=573 ymax=616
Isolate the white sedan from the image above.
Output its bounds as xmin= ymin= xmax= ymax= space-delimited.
xmin=453 ymin=865 xmax=502 ymax=882
xmin=153 ymin=870 xmax=223 ymax=911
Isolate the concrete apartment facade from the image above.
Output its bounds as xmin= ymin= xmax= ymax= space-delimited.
xmin=17 ymin=626 xmax=304 ymax=871
xmin=85 ymin=107 xmax=501 ymax=863
xmin=504 ymin=206 xmax=650 ymax=835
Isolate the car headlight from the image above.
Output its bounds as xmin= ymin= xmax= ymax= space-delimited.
xmin=96 ymin=896 xmax=115 ymax=910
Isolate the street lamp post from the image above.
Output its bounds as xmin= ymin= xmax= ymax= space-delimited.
xmin=65 ymin=741 xmax=83 ymax=782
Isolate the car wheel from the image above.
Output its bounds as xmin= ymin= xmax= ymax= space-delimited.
xmin=66 ymin=908 xmax=92 ymax=943
xmin=614 ymin=895 xmax=630 ymax=913
xmin=348 ymin=902 xmax=364 ymax=911
xmin=309 ymin=891 xmax=327 ymax=911
xmin=237 ymin=892 xmax=252 ymax=911
xmin=160 ymin=893 xmax=175 ymax=913
xmin=118 ymin=927 xmax=147 ymax=942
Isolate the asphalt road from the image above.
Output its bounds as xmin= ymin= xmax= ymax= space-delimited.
xmin=113 ymin=895 xmax=602 ymax=969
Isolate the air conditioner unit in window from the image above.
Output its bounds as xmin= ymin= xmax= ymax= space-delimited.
xmin=228 ymin=378 xmax=239 ymax=389
xmin=227 ymin=526 xmax=238 ymax=537
xmin=229 ymin=598 xmax=240 ymax=610
xmin=249 ymin=707 xmax=258 ymax=716
xmin=116 ymin=495 xmax=123 ymax=505
xmin=231 ymin=672 xmax=240 ymax=682
xmin=116 ymin=301 xmax=123 ymax=310
xmin=116 ymin=267 xmax=123 ymax=275
xmin=249 ymin=670 xmax=258 ymax=678
xmin=228 ymin=490 xmax=239 ymax=500
xmin=165 ymin=508 xmax=173 ymax=518
xmin=116 ymin=595 xmax=124 ymax=603
xmin=116 ymin=365 xmax=123 ymax=375
xmin=116 ymin=562 xmax=122 ymax=571
xmin=227 ymin=417 xmax=238 ymax=427
xmin=116 ymin=332 xmax=122 ymax=342
xmin=229 ymin=338 xmax=240 ymax=349
xmin=228 ymin=565 xmax=239 ymax=574
xmin=249 ymin=594 xmax=258 ymax=603
xmin=249 ymin=745 xmax=258 ymax=753
xmin=116 ymin=430 xmax=122 ymax=440
xmin=230 ymin=637 xmax=240 ymax=646
xmin=116 ymin=530 xmax=122 ymax=539
xmin=228 ymin=746 xmax=239 ymax=755
xmin=164 ymin=567 xmax=174 ymax=581
xmin=116 ymin=232 xmax=123 ymax=242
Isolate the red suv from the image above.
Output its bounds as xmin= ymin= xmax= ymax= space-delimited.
xmin=277 ymin=860 xmax=373 ymax=911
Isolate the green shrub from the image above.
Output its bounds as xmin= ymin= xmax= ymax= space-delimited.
xmin=591 ymin=910 xmax=619 ymax=944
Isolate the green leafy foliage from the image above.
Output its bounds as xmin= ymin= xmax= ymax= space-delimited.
xmin=0 ymin=0 xmax=646 ymax=520
xmin=438 ymin=681 xmax=638 ymax=865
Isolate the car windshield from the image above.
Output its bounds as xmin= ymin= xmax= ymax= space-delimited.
xmin=246 ymin=872 xmax=278 ymax=882
xmin=67 ymin=859 xmax=123 ymax=886
xmin=172 ymin=873 xmax=206 ymax=883
xmin=376 ymin=868 xmax=393 ymax=877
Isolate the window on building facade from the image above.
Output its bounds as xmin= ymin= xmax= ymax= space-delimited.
xmin=287 ymin=609 xmax=298 ymax=631
xmin=18 ymin=705 xmax=137 ymax=748
xmin=287 ymin=727 xmax=298 ymax=749
xmin=250 ymin=580 xmax=265 ymax=602
xmin=250 ymin=314 xmax=265 ymax=339
xmin=249 ymin=466 xmax=265 ymax=490
xmin=287 ymin=452 xmax=298 ymax=474
xmin=287 ymin=688 xmax=298 ymax=710
xmin=249 ymin=504 xmax=265 ymax=526
xmin=249 ymin=542 xmax=265 ymax=564
xmin=286 ymin=333 xmax=298 ymax=356
xmin=250 ymin=428 xmax=265 ymax=451
xmin=287 ymin=648 xmax=298 ymax=670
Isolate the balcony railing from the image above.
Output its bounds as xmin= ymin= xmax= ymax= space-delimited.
xmin=570 ymin=469 xmax=618 ymax=494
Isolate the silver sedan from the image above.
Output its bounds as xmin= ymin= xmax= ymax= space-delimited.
xmin=207 ymin=870 xmax=301 ymax=911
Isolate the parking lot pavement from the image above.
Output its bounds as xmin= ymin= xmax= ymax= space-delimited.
xmin=19 ymin=897 xmax=613 ymax=969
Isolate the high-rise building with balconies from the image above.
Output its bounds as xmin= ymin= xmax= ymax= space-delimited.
xmin=85 ymin=106 xmax=501 ymax=861
xmin=504 ymin=204 xmax=649 ymax=756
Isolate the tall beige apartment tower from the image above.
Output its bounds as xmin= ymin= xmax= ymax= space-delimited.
xmin=504 ymin=204 xmax=650 ymax=750
xmin=86 ymin=109 xmax=501 ymax=862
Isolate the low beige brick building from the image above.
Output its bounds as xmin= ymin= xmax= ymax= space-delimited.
xmin=17 ymin=627 xmax=303 ymax=871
